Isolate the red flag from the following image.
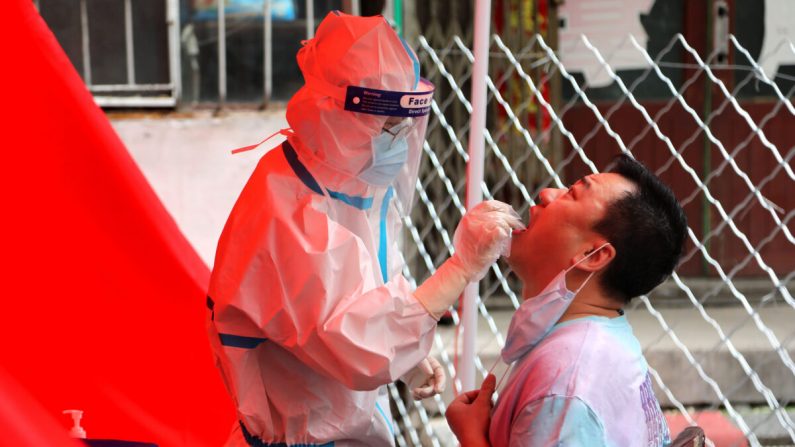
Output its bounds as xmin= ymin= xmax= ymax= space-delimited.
xmin=0 ymin=1 xmax=235 ymax=445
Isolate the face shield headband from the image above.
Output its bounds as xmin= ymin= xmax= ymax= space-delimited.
xmin=301 ymin=68 xmax=435 ymax=119
xmin=342 ymin=82 xmax=434 ymax=117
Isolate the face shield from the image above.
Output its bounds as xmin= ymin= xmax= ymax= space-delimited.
xmin=343 ymin=78 xmax=434 ymax=215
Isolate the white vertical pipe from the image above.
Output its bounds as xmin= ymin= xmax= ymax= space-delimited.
xmin=306 ymin=0 xmax=314 ymax=38
xmin=124 ymin=0 xmax=135 ymax=85
xmin=351 ymin=0 xmax=360 ymax=16
xmin=461 ymin=0 xmax=492 ymax=392
xmin=263 ymin=0 xmax=272 ymax=106
xmin=218 ymin=0 xmax=226 ymax=106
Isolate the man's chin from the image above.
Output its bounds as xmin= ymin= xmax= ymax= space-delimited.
xmin=505 ymin=235 xmax=524 ymax=266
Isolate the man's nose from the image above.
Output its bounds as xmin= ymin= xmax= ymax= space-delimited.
xmin=539 ymin=188 xmax=566 ymax=205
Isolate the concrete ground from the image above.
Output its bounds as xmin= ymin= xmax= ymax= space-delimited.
xmin=111 ymin=110 xmax=795 ymax=445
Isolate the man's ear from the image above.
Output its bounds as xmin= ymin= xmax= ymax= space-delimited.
xmin=572 ymin=241 xmax=615 ymax=272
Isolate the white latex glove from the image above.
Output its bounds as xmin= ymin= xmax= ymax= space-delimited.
xmin=414 ymin=200 xmax=524 ymax=320
xmin=453 ymin=200 xmax=524 ymax=282
xmin=401 ymin=356 xmax=446 ymax=400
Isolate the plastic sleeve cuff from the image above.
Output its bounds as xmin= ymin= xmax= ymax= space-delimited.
xmin=413 ymin=293 xmax=444 ymax=321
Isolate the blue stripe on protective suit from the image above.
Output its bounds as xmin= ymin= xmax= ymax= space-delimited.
xmin=240 ymin=421 xmax=335 ymax=447
xmin=399 ymin=37 xmax=420 ymax=90
xmin=377 ymin=187 xmax=394 ymax=283
xmin=283 ymin=142 xmax=372 ymax=210
xmin=375 ymin=401 xmax=394 ymax=436
xmin=328 ymin=190 xmax=374 ymax=209
xmin=219 ymin=333 xmax=267 ymax=349
xmin=207 ymin=297 xmax=267 ymax=349
xmin=282 ymin=142 xmax=323 ymax=195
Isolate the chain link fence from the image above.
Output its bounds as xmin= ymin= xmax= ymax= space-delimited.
xmin=387 ymin=29 xmax=795 ymax=447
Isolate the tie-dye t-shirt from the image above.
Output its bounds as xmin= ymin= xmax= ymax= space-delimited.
xmin=489 ymin=315 xmax=671 ymax=446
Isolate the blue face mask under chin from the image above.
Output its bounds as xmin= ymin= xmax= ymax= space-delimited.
xmin=359 ymin=128 xmax=410 ymax=187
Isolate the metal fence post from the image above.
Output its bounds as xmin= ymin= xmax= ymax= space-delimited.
xmin=124 ymin=0 xmax=136 ymax=86
xmin=306 ymin=0 xmax=314 ymax=39
xmin=218 ymin=0 xmax=226 ymax=108
xmin=263 ymin=0 xmax=272 ymax=108
xmin=167 ymin=0 xmax=181 ymax=104
xmin=80 ymin=0 xmax=92 ymax=86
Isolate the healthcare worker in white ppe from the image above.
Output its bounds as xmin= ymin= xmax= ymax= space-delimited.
xmin=207 ymin=11 xmax=523 ymax=447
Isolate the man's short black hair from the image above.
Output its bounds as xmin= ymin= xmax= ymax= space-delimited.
xmin=593 ymin=154 xmax=688 ymax=303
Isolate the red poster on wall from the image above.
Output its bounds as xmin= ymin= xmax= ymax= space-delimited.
xmin=493 ymin=0 xmax=551 ymax=139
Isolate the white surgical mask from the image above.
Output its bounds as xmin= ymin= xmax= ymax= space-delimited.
xmin=500 ymin=243 xmax=611 ymax=364
xmin=359 ymin=120 xmax=411 ymax=187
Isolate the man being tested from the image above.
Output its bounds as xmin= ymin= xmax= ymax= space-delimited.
xmin=207 ymin=11 xmax=523 ymax=446
xmin=446 ymin=155 xmax=688 ymax=446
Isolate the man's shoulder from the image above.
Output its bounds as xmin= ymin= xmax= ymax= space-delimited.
xmin=507 ymin=321 xmax=597 ymax=389
xmin=533 ymin=317 xmax=608 ymax=358
xmin=539 ymin=315 xmax=637 ymax=355
xmin=515 ymin=317 xmax=641 ymax=390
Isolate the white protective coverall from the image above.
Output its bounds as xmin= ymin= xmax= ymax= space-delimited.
xmin=207 ymin=11 xmax=524 ymax=447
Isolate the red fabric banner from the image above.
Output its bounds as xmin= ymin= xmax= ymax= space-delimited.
xmin=0 ymin=366 xmax=85 ymax=447
xmin=0 ymin=1 xmax=235 ymax=445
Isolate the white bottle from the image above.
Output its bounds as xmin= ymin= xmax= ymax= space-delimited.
xmin=62 ymin=409 xmax=87 ymax=439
